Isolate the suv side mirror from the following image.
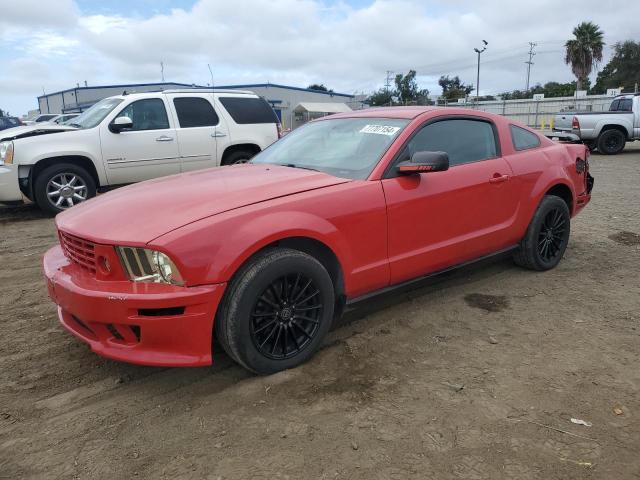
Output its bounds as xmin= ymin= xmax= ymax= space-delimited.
xmin=109 ymin=116 xmax=133 ymax=133
xmin=397 ymin=151 xmax=449 ymax=174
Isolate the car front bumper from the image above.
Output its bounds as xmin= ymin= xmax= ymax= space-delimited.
xmin=0 ymin=164 xmax=24 ymax=203
xmin=43 ymin=245 xmax=226 ymax=367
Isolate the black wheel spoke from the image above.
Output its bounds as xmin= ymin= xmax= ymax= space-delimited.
xmin=250 ymin=273 xmax=322 ymax=360
xmin=259 ymin=323 xmax=279 ymax=348
xmin=259 ymin=295 xmax=279 ymax=309
xmin=254 ymin=319 xmax=276 ymax=334
xmin=291 ymin=320 xmax=312 ymax=339
xmin=295 ymin=304 xmax=322 ymax=312
xmin=293 ymin=314 xmax=320 ymax=324
xmin=292 ymin=279 xmax=312 ymax=303
xmin=271 ymin=326 xmax=283 ymax=355
xmin=295 ymin=290 xmax=319 ymax=306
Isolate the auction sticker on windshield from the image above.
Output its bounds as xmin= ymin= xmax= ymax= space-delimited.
xmin=360 ymin=124 xmax=401 ymax=135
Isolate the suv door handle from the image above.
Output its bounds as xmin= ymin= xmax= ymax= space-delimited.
xmin=489 ymin=174 xmax=510 ymax=184
xmin=211 ymin=132 xmax=227 ymax=138
xmin=156 ymin=135 xmax=174 ymax=142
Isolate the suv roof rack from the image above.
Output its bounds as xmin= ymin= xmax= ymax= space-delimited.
xmin=614 ymin=92 xmax=640 ymax=97
xmin=162 ymin=88 xmax=256 ymax=95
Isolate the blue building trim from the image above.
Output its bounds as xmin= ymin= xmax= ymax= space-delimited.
xmin=216 ymin=83 xmax=353 ymax=98
xmin=38 ymin=81 xmax=354 ymax=101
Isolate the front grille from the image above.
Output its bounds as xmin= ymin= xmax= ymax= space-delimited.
xmin=59 ymin=231 xmax=96 ymax=274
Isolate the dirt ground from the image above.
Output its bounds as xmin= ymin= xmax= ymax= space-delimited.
xmin=1 ymin=146 xmax=639 ymax=480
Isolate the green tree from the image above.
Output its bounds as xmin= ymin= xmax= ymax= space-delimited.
xmin=564 ymin=21 xmax=604 ymax=91
xmin=366 ymin=88 xmax=393 ymax=106
xmin=307 ymin=83 xmax=329 ymax=92
xmin=394 ymin=70 xmax=429 ymax=104
xmin=438 ymin=75 xmax=474 ymax=100
xmin=593 ymin=40 xmax=640 ymax=93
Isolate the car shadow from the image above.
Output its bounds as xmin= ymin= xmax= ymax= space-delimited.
xmin=0 ymin=203 xmax=50 ymax=224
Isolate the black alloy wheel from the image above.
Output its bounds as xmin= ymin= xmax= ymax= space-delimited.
xmin=537 ymin=208 xmax=567 ymax=263
xmin=513 ymin=195 xmax=571 ymax=271
xmin=215 ymin=248 xmax=335 ymax=374
xmin=250 ymin=273 xmax=322 ymax=360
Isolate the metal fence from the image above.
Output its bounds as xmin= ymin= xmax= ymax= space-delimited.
xmin=435 ymin=95 xmax=615 ymax=128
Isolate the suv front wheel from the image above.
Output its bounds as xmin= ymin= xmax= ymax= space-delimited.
xmin=33 ymin=163 xmax=97 ymax=215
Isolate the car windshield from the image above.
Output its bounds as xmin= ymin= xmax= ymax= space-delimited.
xmin=251 ymin=117 xmax=409 ymax=179
xmin=68 ymin=98 xmax=124 ymax=129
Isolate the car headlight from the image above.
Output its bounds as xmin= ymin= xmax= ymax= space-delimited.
xmin=116 ymin=247 xmax=184 ymax=285
xmin=0 ymin=141 xmax=14 ymax=165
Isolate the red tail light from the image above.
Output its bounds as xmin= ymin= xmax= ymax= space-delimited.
xmin=571 ymin=116 xmax=580 ymax=130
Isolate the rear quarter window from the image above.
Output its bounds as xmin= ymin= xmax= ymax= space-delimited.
xmin=218 ymin=97 xmax=278 ymax=124
xmin=510 ymin=125 xmax=541 ymax=151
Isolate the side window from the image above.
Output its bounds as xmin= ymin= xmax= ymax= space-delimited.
xmin=116 ymin=99 xmax=170 ymax=131
xmin=618 ymin=99 xmax=632 ymax=112
xmin=510 ymin=125 xmax=541 ymax=151
xmin=609 ymin=99 xmax=620 ymax=111
xmin=407 ymin=119 xmax=497 ymax=167
xmin=173 ymin=97 xmax=219 ymax=128
xmin=218 ymin=97 xmax=279 ymax=124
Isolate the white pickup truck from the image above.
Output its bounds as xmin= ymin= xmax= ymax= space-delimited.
xmin=553 ymin=93 xmax=640 ymax=155
xmin=0 ymin=89 xmax=280 ymax=213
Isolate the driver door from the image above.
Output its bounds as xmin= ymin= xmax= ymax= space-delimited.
xmin=100 ymin=98 xmax=180 ymax=185
xmin=381 ymin=117 xmax=519 ymax=284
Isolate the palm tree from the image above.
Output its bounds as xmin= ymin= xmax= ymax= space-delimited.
xmin=565 ymin=21 xmax=605 ymax=92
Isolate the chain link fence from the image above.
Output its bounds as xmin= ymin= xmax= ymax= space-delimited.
xmin=435 ymin=95 xmax=616 ymax=128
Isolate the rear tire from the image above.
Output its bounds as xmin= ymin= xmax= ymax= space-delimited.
xmin=514 ymin=195 xmax=571 ymax=271
xmin=33 ymin=163 xmax=96 ymax=215
xmin=222 ymin=149 xmax=256 ymax=165
xmin=596 ymin=129 xmax=626 ymax=155
xmin=216 ymin=248 xmax=335 ymax=374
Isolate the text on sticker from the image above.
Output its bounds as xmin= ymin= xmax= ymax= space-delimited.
xmin=360 ymin=125 xmax=401 ymax=136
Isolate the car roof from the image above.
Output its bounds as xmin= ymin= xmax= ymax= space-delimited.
xmin=319 ymin=106 xmax=509 ymax=123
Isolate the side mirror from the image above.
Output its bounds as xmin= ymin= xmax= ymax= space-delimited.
xmin=397 ymin=151 xmax=449 ymax=175
xmin=109 ymin=116 xmax=133 ymax=133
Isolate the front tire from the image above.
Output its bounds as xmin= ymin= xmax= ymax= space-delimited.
xmin=216 ymin=248 xmax=335 ymax=374
xmin=596 ymin=129 xmax=626 ymax=155
xmin=514 ymin=195 xmax=571 ymax=271
xmin=222 ymin=149 xmax=256 ymax=165
xmin=34 ymin=163 xmax=96 ymax=215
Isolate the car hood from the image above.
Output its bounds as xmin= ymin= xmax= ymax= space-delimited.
xmin=0 ymin=124 xmax=77 ymax=141
xmin=56 ymin=164 xmax=351 ymax=244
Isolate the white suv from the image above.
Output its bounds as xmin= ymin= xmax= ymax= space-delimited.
xmin=0 ymin=89 xmax=280 ymax=214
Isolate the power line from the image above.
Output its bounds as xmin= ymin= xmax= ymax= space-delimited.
xmin=525 ymin=42 xmax=537 ymax=91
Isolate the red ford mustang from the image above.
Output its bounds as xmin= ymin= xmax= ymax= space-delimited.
xmin=43 ymin=107 xmax=593 ymax=373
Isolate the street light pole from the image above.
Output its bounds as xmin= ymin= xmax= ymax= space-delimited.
xmin=474 ymin=40 xmax=488 ymax=101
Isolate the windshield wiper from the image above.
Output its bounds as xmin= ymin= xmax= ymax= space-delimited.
xmin=281 ymin=163 xmax=320 ymax=172
xmin=67 ymin=123 xmax=82 ymax=128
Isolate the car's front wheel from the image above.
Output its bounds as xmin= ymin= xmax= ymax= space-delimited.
xmin=514 ymin=195 xmax=571 ymax=271
xmin=34 ymin=163 xmax=96 ymax=215
xmin=216 ymin=248 xmax=335 ymax=374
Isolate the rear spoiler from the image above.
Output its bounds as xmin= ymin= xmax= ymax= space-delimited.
xmin=544 ymin=131 xmax=582 ymax=143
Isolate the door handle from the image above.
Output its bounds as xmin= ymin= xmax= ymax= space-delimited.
xmin=156 ymin=135 xmax=174 ymax=142
xmin=489 ymin=174 xmax=510 ymax=184
xmin=211 ymin=132 xmax=227 ymax=138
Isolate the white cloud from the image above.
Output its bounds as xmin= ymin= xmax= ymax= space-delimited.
xmin=1 ymin=0 xmax=639 ymax=115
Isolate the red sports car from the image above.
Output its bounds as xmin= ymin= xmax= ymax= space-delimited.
xmin=43 ymin=107 xmax=593 ymax=373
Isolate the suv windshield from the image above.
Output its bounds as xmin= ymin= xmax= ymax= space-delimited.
xmin=252 ymin=117 xmax=409 ymax=179
xmin=69 ymin=98 xmax=124 ymax=129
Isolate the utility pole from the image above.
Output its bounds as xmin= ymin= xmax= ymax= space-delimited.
xmin=385 ymin=70 xmax=394 ymax=105
xmin=525 ymin=42 xmax=537 ymax=92
xmin=160 ymin=62 xmax=165 ymax=82
xmin=474 ymin=40 xmax=488 ymax=101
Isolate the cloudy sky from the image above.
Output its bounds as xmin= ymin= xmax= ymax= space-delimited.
xmin=1 ymin=0 xmax=638 ymax=116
